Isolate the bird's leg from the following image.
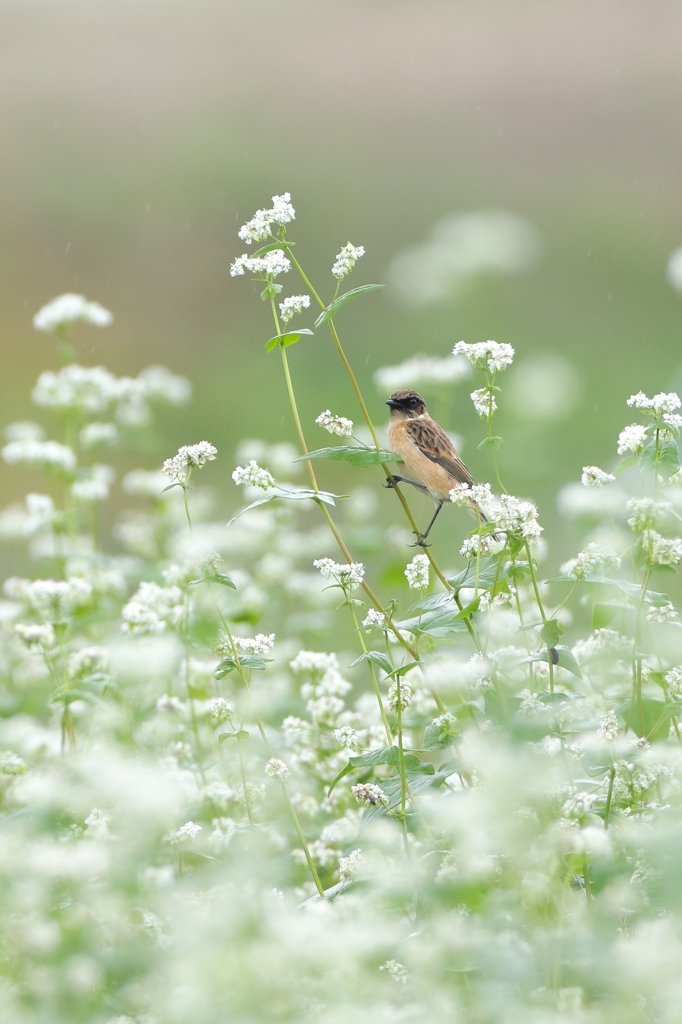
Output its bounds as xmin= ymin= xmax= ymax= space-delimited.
xmin=384 ymin=475 xmax=428 ymax=493
xmin=409 ymin=503 xmax=444 ymax=548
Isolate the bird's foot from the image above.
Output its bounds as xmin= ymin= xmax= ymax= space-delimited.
xmin=383 ymin=478 xmax=399 ymax=489
xmin=408 ymin=535 xmax=431 ymax=548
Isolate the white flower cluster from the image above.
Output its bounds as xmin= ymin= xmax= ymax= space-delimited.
xmin=162 ymin=442 xmax=217 ymax=485
xmin=67 ymin=646 xmax=108 ymax=679
xmin=334 ymin=726 xmax=360 ymax=751
xmin=22 ymin=493 xmax=56 ymax=534
xmin=627 ymin=391 xmax=681 ymax=415
xmin=167 ymin=821 xmax=202 ymax=844
xmin=79 ymin=422 xmax=118 ymax=449
xmin=31 ymin=364 xmax=190 ymax=417
xmin=230 ymin=250 xmax=291 ymax=278
xmin=331 ymin=243 xmax=365 ymax=280
xmin=289 ymin=650 xmax=339 ymax=675
xmin=351 ymin=782 xmax=388 ymax=807
xmin=14 ymin=622 xmax=56 ymax=650
xmin=374 ymin=354 xmax=471 ymax=391
xmin=450 ymin=481 xmax=493 ymax=512
xmin=581 ymin=466 xmax=616 ymax=487
xmin=617 ymin=424 xmax=648 ymax=455
xmin=560 ymin=542 xmax=621 ymax=580
xmin=235 ymin=633 xmax=275 ymax=655
xmin=210 ymin=698 xmax=234 ymax=722
xmin=237 ymin=193 xmax=296 ymax=244
xmin=4 ymin=576 xmax=93 ymax=616
xmin=315 ymin=410 xmax=354 ymax=437
xmin=451 ymin=485 xmax=540 ymax=541
xmin=470 ymin=388 xmax=496 ymax=418
xmin=642 ymin=530 xmax=682 ymax=567
xmin=597 ymin=711 xmax=619 ymax=742
xmin=313 ymin=558 xmax=365 ymax=591
xmin=404 ymin=554 xmax=430 ymax=590
xmin=361 ymin=608 xmax=386 ymax=629
xmin=380 ymin=960 xmax=409 ymax=983
xmin=647 ymin=603 xmax=678 ymax=623
xmin=626 ymin=498 xmax=671 ymax=532
xmin=231 ymin=460 xmax=275 ymax=490
xmin=279 ymin=294 xmax=310 ymax=324
xmin=264 ymin=757 xmax=290 ymax=782
xmin=120 ymin=582 xmax=185 ymax=635
xmin=453 ymin=340 xmax=515 ymax=373
xmin=460 ymin=534 xmax=496 ymax=559
xmin=2 ymin=439 xmax=76 ymax=474
xmin=33 ymin=293 xmax=113 ymax=332
xmin=339 ymin=847 xmax=362 ymax=881
xmin=388 ymin=679 xmax=412 ymax=712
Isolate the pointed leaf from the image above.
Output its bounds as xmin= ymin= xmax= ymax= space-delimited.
xmin=540 ymin=618 xmax=564 ymax=647
xmin=265 ymin=329 xmax=314 ymax=353
xmin=295 ymin=446 xmax=401 ymax=467
xmin=227 ymin=487 xmax=346 ymax=525
xmin=314 ymin=284 xmax=384 ymax=326
xmin=532 ymin=645 xmax=583 ymax=679
xmin=592 ymin=602 xmax=627 ymax=629
xmin=447 ymin=556 xmax=504 ymax=593
xmin=218 ymin=729 xmax=250 ymax=744
xmin=349 ymin=650 xmax=393 ymax=675
xmin=252 ymin=241 xmax=295 ymax=256
xmin=477 ymin=436 xmax=504 ymax=450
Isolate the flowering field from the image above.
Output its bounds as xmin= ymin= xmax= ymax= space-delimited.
xmin=2 ymin=193 xmax=682 ymax=1024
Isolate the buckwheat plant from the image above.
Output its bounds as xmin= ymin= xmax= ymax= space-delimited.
xmin=1 ymin=213 xmax=682 ymax=1024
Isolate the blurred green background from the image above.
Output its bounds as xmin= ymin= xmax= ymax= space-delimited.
xmin=2 ymin=0 xmax=682 ymax=569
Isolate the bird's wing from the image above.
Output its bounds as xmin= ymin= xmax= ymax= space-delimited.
xmin=405 ymin=419 xmax=473 ymax=486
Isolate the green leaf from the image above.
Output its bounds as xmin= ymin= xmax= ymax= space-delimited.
xmin=327 ymin=746 xmax=432 ymax=795
xmin=252 ymin=241 xmax=295 ymax=256
xmin=640 ymin=438 xmax=680 ymax=477
xmin=189 ymin=573 xmax=237 ymax=589
xmin=218 ymin=729 xmax=250 ymax=744
xmin=407 ymin=592 xmax=454 ymax=615
xmin=314 ymin=284 xmax=384 ymax=327
xmin=359 ymin=766 xmax=453 ymax=827
xmin=349 ymin=650 xmax=393 ymax=675
xmin=477 ymin=436 xmax=504 ymax=450
xmin=423 ymin=720 xmax=458 ymax=750
xmin=214 ymin=655 xmax=270 ymax=678
xmin=395 ymin=607 xmax=468 ymax=638
xmin=614 ymin=455 xmax=639 ymax=476
xmin=532 ymin=645 xmax=583 ymax=679
xmin=624 ymin=698 xmax=670 ymax=741
xmin=295 ymin=446 xmax=401 ymax=467
xmin=540 ymin=618 xmax=564 ymax=647
xmin=447 ymin=556 xmax=504 ymax=593
xmin=592 ymin=602 xmax=627 ymax=629
xmin=505 ymin=560 xmax=532 ymax=581
xmin=227 ymin=487 xmax=347 ymax=525
xmin=265 ymin=329 xmax=314 ymax=353
xmin=260 ymin=283 xmax=283 ymax=300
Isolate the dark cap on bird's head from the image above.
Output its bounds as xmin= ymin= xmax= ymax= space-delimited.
xmin=386 ymin=389 xmax=427 ymax=417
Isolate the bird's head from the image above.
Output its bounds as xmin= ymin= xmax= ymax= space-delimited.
xmin=386 ymin=389 xmax=427 ymax=420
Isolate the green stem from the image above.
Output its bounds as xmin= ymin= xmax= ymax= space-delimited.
xmin=283 ymin=784 xmax=326 ymax=899
xmin=604 ymin=767 xmax=615 ymax=829
xmin=349 ymin=602 xmax=393 ymax=745
xmin=524 ymin=541 xmax=554 ymax=694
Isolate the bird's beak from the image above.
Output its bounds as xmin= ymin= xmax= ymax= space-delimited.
xmin=386 ymin=399 xmax=400 ymax=408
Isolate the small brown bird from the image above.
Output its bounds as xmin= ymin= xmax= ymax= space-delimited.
xmin=386 ymin=388 xmax=481 ymax=546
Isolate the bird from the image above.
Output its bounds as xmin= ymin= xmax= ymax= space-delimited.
xmin=385 ymin=388 xmax=484 ymax=546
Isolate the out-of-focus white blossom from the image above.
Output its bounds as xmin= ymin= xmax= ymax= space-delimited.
xmin=264 ymin=758 xmax=290 ymax=782
xmin=68 ymin=646 xmax=108 ymax=679
xmin=121 ymin=582 xmax=185 ymax=635
xmin=642 ymin=530 xmax=682 ymax=567
xmin=647 ymin=603 xmax=678 ymax=623
xmin=167 ymin=821 xmax=202 ymax=844
xmin=379 ymin=959 xmax=409 ymax=983
xmin=597 ymin=711 xmax=619 ymax=741
xmin=331 ymin=243 xmax=365 ymax=279
xmin=388 ymin=679 xmax=412 ymax=712
xmin=667 ymin=246 xmax=682 ymax=292
xmin=560 ymin=542 xmax=621 ymax=580
xmin=315 ymin=410 xmax=353 ymax=437
xmin=4 ymin=576 xmax=93 ymax=616
xmin=210 ymin=698 xmax=234 ymax=722
xmin=374 ymin=354 xmax=471 ymax=391
xmin=71 ymin=464 xmax=115 ymax=503
xmin=137 ymin=366 xmax=191 ymax=406
xmin=122 ymin=469 xmax=168 ymax=496
xmin=581 ymin=466 xmax=615 ymax=487
xmin=2 ymin=439 xmax=76 ymax=473
xmin=33 ymin=293 xmax=113 ymax=332
xmin=14 ymin=622 xmax=56 ymax=650
xmin=79 ymin=422 xmax=118 ymax=449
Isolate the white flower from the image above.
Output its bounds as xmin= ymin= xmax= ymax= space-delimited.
xmin=581 ymin=466 xmax=615 ymax=487
xmin=334 ymin=726 xmax=360 ymax=751
xmin=162 ymin=441 xmax=217 ymax=484
xmin=313 ymin=558 xmax=365 ymax=591
xmin=23 ymin=493 xmax=56 ymax=535
xmin=238 ymin=192 xmax=295 ymax=243
xmin=264 ymin=757 xmax=290 ymax=782
xmin=122 ymin=469 xmax=168 ymax=496
xmin=32 ymin=365 xmax=119 ymax=412
xmin=597 ymin=711 xmax=619 ymax=741
xmin=120 ymin=582 xmax=185 ymax=635
xmin=404 ymin=554 xmax=430 ymax=590
xmin=5 ymin=577 xmax=93 ymax=616
xmin=315 ymin=410 xmax=354 ymax=437
xmin=68 ymin=646 xmax=108 ymax=679
xmin=232 ymin=460 xmax=275 ymax=490
xmin=627 ymin=391 xmax=681 ymax=415
xmin=665 ymin=666 xmax=682 ymax=692
xmin=2 ymin=439 xmax=76 ymax=473
xmin=33 ymin=293 xmax=112 ymax=332
xmin=137 ymin=366 xmax=191 ymax=406
xmin=279 ymin=294 xmax=310 ymax=324
xmin=168 ymin=821 xmax=202 ymax=844
xmin=642 ymin=530 xmax=682 ymax=567
xmin=4 ymin=421 xmax=45 ymax=442
xmin=470 ymin=388 xmax=496 ymax=418
xmin=460 ymin=535 xmax=496 ymax=559
xmin=332 ymin=243 xmax=365 ymax=279
xmin=71 ymin=464 xmax=115 ymax=503
xmin=388 ymin=680 xmax=412 ymax=712
xmin=560 ymin=542 xmax=621 ymax=580
xmin=79 ymin=422 xmax=118 ymax=449
xmin=210 ymin=698 xmax=234 ymax=722
xmin=647 ymin=603 xmax=678 ymax=623
xmin=453 ymin=340 xmax=515 ymax=373
xmin=379 ymin=960 xmax=408 ymax=983
xmin=236 ymin=633 xmax=275 ymax=655
xmin=230 ymin=250 xmax=291 ymax=278
xmin=351 ymin=783 xmax=389 ymax=807
xmin=627 ymin=498 xmax=671 ymax=532
xmin=361 ymin=609 xmax=386 ymax=629
xmin=617 ymin=423 xmax=648 ymax=454
xmin=339 ymin=848 xmax=362 ymax=881
xmin=14 ymin=622 xmax=56 ymax=649
xmin=374 ymin=354 xmax=471 ymax=390
xmin=492 ymin=493 xmax=542 ymax=539
xmin=289 ymin=651 xmax=339 ymax=675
